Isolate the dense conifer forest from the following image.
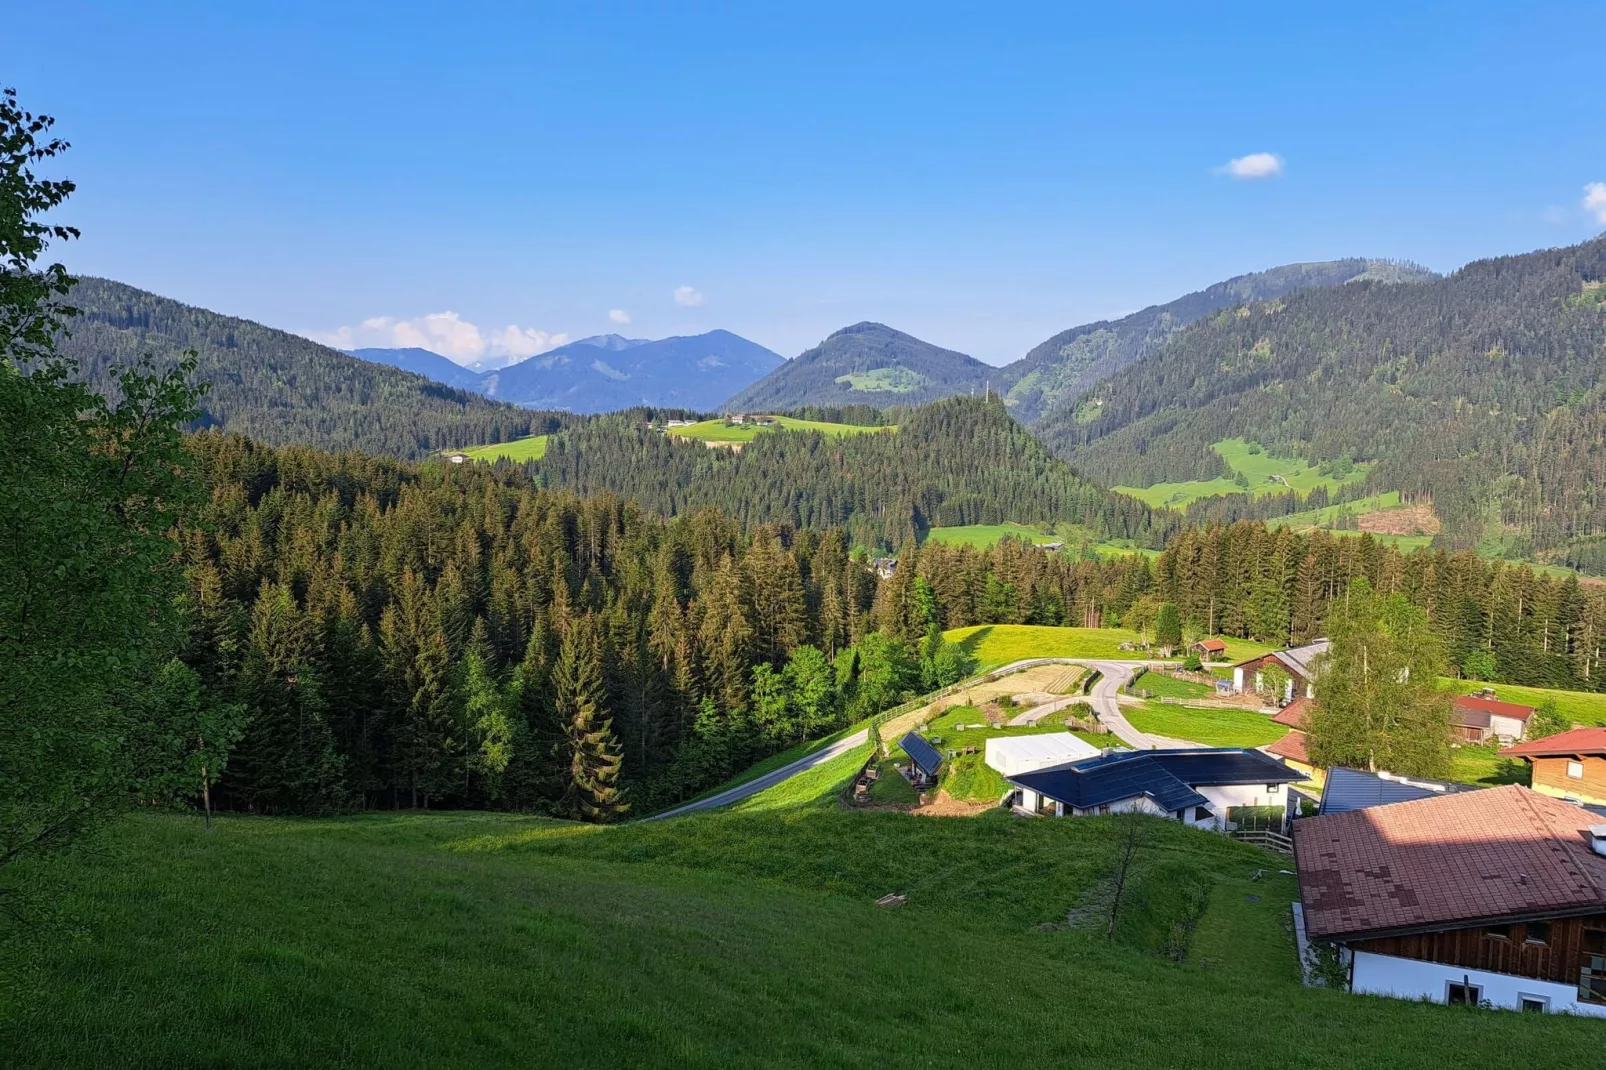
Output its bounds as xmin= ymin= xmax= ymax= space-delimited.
xmin=533 ymin=395 xmax=1163 ymax=550
xmin=169 ymin=432 xmax=1606 ymax=819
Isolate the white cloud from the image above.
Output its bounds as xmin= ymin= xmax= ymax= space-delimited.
xmin=1585 ymin=182 xmax=1606 ymax=225
xmin=673 ymin=285 xmax=707 ymax=307
xmin=302 ymin=311 xmax=567 ymax=366
xmin=608 ymin=308 xmax=632 ymax=325
xmin=1217 ymin=152 xmax=1284 ymax=180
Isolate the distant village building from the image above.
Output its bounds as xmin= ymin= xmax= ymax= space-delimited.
xmin=1295 ymin=785 xmax=1606 ymax=1016
xmin=1451 ymin=692 xmax=1535 ymax=744
xmin=1231 ymin=639 xmax=1329 ymax=702
xmin=1501 ymin=728 xmax=1606 ymax=806
xmin=446 ymin=453 xmax=468 ymax=464
xmin=869 ymin=557 xmax=897 ymax=580
xmin=1003 ymin=747 xmax=1301 ymax=828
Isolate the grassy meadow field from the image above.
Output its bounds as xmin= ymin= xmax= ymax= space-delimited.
xmin=1124 ymin=701 xmax=1286 ymax=748
xmin=1114 ymin=438 xmax=1370 ymax=510
xmin=1445 ymin=678 xmax=1606 ymax=726
xmin=455 ymin=434 xmax=550 ymax=463
xmin=666 ymin=415 xmax=893 ymax=444
xmin=6 ymin=799 xmax=1599 ymax=1069
xmin=943 ymin=624 xmax=1141 ymax=670
xmin=923 ymin=522 xmax=1067 ymax=549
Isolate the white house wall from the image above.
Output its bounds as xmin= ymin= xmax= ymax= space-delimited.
xmin=1196 ymin=783 xmax=1286 ymax=829
xmin=1350 ymin=950 xmax=1606 ymax=1017
xmin=1489 ymin=714 xmax=1527 ymax=740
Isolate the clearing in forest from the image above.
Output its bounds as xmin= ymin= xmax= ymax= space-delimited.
xmin=666 ymin=415 xmax=893 ymax=444
xmin=455 ymin=434 xmax=549 ymax=463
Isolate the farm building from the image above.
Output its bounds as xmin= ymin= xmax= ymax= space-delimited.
xmin=898 ymin=732 xmax=944 ymax=788
xmin=1191 ymin=638 xmax=1228 ymax=659
xmin=1500 ymin=728 xmax=1606 ymax=807
xmin=1231 ymin=640 xmax=1328 ymax=702
xmin=984 ymin=733 xmax=1102 ymax=777
xmin=1295 ymin=785 xmax=1606 ymax=1016
xmin=1451 ymin=692 xmax=1534 ymax=743
xmin=1003 ymin=747 xmax=1301 ymax=828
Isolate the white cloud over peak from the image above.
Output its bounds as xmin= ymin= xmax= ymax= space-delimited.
xmin=608 ymin=308 xmax=632 ymax=324
xmin=1217 ymin=152 xmax=1284 ymax=180
xmin=302 ymin=311 xmax=567 ymax=366
xmin=1585 ymin=182 xmax=1606 ymax=225
xmin=673 ymin=285 xmax=707 ymax=307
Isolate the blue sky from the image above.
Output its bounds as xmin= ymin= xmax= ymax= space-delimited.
xmin=7 ymin=1 xmax=1604 ymax=365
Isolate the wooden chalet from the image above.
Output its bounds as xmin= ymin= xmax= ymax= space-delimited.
xmin=1501 ymin=728 xmax=1606 ymax=807
xmin=1295 ymin=785 xmax=1606 ymax=1015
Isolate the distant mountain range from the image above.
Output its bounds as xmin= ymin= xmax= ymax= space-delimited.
xmin=350 ymin=330 xmax=783 ymax=413
xmin=724 ymin=322 xmax=994 ymax=410
xmin=722 ymin=260 xmax=1438 ymax=419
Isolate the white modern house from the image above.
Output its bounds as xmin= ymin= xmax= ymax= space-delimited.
xmin=1295 ymin=784 xmax=1606 ymax=1016
xmin=984 ymin=733 xmax=1102 ymax=778
xmin=1003 ymin=748 xmax=1302 ymax=829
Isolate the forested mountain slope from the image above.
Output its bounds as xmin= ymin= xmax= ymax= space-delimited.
xmin=724 ymin=322 xmax=993 ymax=410
xmin=999 ymin=258 xmax=1436 ymax=422
xmin=1047 ymin=237 xmax=1606 ymax=552
xmin=484 ymin=329 xmax=782 ymax=412
xmin=534 ymin=396 xmax=1159 ymax=550
xmin=57 ymin=278 xmax=555 ymax=457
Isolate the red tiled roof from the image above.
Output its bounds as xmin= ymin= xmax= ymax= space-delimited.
xmin=1295 ymin=785 xmax=1606 ymax=940
xmin=1196 ymin=638 xmax=1227 ymax=652
xmin=1272 ymin=697 xmax=1314 ymax=729
xmin=1500 ymin=727 xmax=1606 ymax=758
xmin=1265 ymin=729 xmax=1310 ymax=764
xmin=1453 ymin=694 xmax=1535 ymax=721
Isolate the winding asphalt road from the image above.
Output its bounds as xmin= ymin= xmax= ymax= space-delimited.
xmin=644 ymin=656 xmax=1203 ymax=821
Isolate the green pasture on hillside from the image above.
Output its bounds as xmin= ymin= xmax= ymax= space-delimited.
xmin=943 ymin=624 xmax=1142 ymax=671
xmin=1114 ymin=438 xmax=1370 ymax=510
xmin=923 ymin=522 xmax=1069 ymax=549
xmin=1125 ymin=701 xmax=1285 ymax=748
xmin=892 ymin=703 xmax=1116 ymax=803
xmin=455 ymin=434 xmax=549 ymax=463
xmin=833 ymin=367 xmax=928 ymax=393
xmin=7 ymin=808 xmax=1598 ymax=1069
xmin=667 ymin=415 xmax=893 ymax=443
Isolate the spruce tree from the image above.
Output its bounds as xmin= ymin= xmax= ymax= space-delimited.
xmin=555 ymin=615 xmax=627 ymax=821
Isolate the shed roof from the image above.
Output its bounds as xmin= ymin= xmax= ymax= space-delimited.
xmin=1231 ymin=639 xmax=1329 ymax=678
xmin=1454 ymin=694 xmax=1535 ymax=722
xmin=899 ymin=732 xmax=945 ymax=777
xmin=1264 ymin=729 xmax=1310 ymax=765
xmin=1501 ymin=727 xmax=1606 ymax=759
xmin=1271 ymin=697 xmax=1315 ymax=730
xmin=985 ymin=732 xmax=1100 ymax=766
xmin=1007 ymin=748 xmax=1300 ymax=813
xmin=1196 ymin=638 xmax=1228 ymax=652
xmin=1317 ymin=766 xmax=1473 ymax=815
xmin=1295 ymin=785 xmax=1606 ymax=940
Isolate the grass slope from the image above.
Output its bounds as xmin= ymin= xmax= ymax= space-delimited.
xmin=457 ymin=434 xmax=550 ymax=463
xmin=923 ymin=522 xmax=1065 ymax=548
xmin=667 ymin=415 xmax=893 ymax=444
xmin=944 ymin=624 xmax=1141 ymax=671
xmin=1125 ymin=701 xmax=1285 ymax=748
xmin=7 ymin=811 xmax=1597 ymax=1069
xmin=1115 ymin=438 xmax=1369 ymax=510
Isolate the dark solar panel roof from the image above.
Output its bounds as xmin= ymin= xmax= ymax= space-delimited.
xmin=1317 ymin=766 xmax=1476 ymax=814
xmin=899 ymin=732 xmax=944 ymax=777
xmin=1006 ymin=748 xmax=1299 ymax=812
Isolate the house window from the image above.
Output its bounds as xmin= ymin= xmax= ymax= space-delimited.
xmin=1485 ymin=924 xmax=1512 ymax=941
xmin=1584 ymin=929 xmax=1606 ymax=955
xmin=1193 ymin=805 xmax=1213 ymax=823
xmin=1265 ymin=784 xmax=1282 ymax=795
xmin=1581 ymin=956 xmax=1606 ymax=1005
xmin=1096 ymin=804 xmax=1110 ymax=815
xmin=1520 ymin=995 xmax=1549 ymax=1013
xmin=1525 ymin=921 xmax=1551 ymax=946
xmin=1568 ymin=761 xmax=1585 ymax=779
xmin=1446 ymin=981 xmax=1482 ymax=1006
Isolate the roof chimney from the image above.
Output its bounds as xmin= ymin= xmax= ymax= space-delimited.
xmin=1590 ymin=825 xmax=1606 ymax=858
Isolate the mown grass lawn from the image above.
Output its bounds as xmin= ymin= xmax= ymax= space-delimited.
xmin=923 ymin=522 xmax=1064 ymax=549
xmin=1451 ymin=744 xmax=1532 ymax=788
xmin=1444 ymin=678 xmax=1606 ymax=727
xmin=944 ymin=624 xmax=1141 ymax=671
xmin=1132 ymin=671 xmax=1214 ymax=700
xmin=7 ymin=807 xmax=1598 ymax=1069
xmin=1125 ymin=701 xmax=1284 ymax=748
xmin=456 ymin=434 xmax=549 ymax=462
xmin=667 ymin=415 xmax=892 ymax=443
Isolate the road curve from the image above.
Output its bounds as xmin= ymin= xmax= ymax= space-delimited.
xmin=643 ymin=727 xmax=871 ymax=821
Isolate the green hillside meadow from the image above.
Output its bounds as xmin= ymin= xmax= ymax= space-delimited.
xmin=6 ymin=797 xmax=1598 ymax=1069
